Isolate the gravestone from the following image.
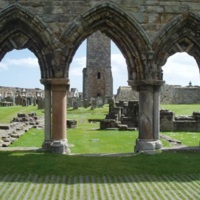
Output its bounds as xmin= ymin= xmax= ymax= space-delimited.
xmin=73 ymin=101 xmax=78 ymax=110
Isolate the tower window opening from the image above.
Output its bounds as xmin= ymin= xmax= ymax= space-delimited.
xmin=97 ymin=72 xmax=101 ymax=79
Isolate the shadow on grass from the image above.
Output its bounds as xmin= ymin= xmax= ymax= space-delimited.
xmin=0 ymin=151 xmax=200 ymax=183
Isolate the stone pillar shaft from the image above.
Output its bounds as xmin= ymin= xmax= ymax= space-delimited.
xmin=128 ymin=80 xmax=164 ymax=153
xmin=41 ymin=78 xmax=70 ymax=154
xmin=44 ymin=84 xmax=52 ymax=140
xmin=40 ymin=79 xmax=52 ymax=151
xmin=50 ymin=78 xmax=70 ymax=154
xmin=153 ymin=86 xmax=161 ymax=140
xmin=138 ymin=86 xmax=154 ymax=140
xmin=51 ymin=80 xmax=67 ymax=140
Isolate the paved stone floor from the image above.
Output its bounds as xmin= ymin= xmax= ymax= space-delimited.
xmin=0 ymin=174 xmax=200 ymax=199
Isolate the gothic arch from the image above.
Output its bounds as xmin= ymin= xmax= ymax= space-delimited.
xmin=60 ymin=2 xmax=151 ymax=80
xmin=153 ymin=11 xmax=200 ymax=74
xmin=0 ymin=4 xmax=55 ymax=78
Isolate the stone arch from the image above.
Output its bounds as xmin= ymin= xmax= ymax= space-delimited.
xmin=153 ymin=11 xmax=200 ymax=75
xmin=0 ymin=4 xmax=55 ymax=78
xmin=60 ymin=2 xmax=151 ymax=80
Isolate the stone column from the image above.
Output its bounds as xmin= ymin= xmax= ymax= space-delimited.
xmin=128 ymin=80 xmax=164 ymax=153
xmin=50 ymin=78 xmax=70 ymax=154
xmin=153 ymin=86 xmax=161 ymax=140
xmin=40 ymin=79 xmax=52 ymax=151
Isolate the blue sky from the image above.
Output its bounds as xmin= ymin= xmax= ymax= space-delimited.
xmin=0 ymin=41 xmax=199 ymax=93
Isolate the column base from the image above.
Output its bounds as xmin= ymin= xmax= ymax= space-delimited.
xmin=134 ymin=139 xmax=162 ymax=154
xmin=50 ymin=140 xmax=70 ymax=154
xmin=42 ymin=139 xmax=52 ymax=151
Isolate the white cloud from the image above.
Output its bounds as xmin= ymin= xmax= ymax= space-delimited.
xmin=111 ymin=53 xmax=126 ymax=72
xmin=162 ymin=52 xmax=200 ymax=86
xmin=6 ymin=57 xmax=39 ymax=68
xmin=0 ymin=57 xmax=39 ymax=71
xmin=70 ymin=56 xmax=86 ymax=77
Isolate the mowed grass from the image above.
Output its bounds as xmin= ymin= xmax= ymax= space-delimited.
xmin=0 ymin=104 xmax=200 ymax=179
xmin=161 ymin=104 xmax=200 ymax=146
xmin=0 ymin=105 xmax=44 ymax=123
xmin=0 ymin=151 xmax=199 ymax=176
xmin=3 ymin=104 xmax=200 ymax=152
xmin=161 ymin=104 xmax=200 ymax=115
xmin=67 ymin=106 xmax=138 ymax=153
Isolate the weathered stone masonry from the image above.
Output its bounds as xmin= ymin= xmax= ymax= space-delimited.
xmin=1 ymin=0 xmax=200 ymax=153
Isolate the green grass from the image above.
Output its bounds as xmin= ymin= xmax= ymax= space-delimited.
xmin=0 ymin=151 xmax=199 ymax=176
xmin=7 ymin=104 xmax=200 ymax=152
xmin=161 ymin=104 xmax=200 ymax=146
xmin=163 ymin=132 xmax=200 ymax=146
xmin=67 ymin=106 xmax=139 ymax=153
xmin=1 ymin=105 xmax=200 ymax=180
xmin=161 ymin=104 xmax=200 ymax=115
xmin=0 ymin=105 xmax=44 ymax=123
xmin=10 ymin=128 xmax=44 ymax=147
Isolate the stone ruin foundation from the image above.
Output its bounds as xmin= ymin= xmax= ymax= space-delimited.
xmin=100 ymin=98 xmax=138 ymax=130
xmin=0 ymin=113 xmax=44 ymax=147
xmin=160 ymin=110 xmax=200 ymax=132
xmin=67 ymin=120 xmax=77 ymax=129
xmin=100 ymin=98 xmax=200 ymax=132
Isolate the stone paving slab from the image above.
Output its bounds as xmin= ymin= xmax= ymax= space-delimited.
xmin=0 ymin=174 xmax=199 ymax=200
xmin=1 ymin=146 xmax=200 ymax=154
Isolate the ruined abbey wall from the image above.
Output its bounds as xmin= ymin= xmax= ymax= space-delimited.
xmin=160 ymin=85 xmax=200 ymax=104
xmin=116 ymin=85 xmax=200 ymax=104
xmin=1 ymin=0 xmax=200 ymax=80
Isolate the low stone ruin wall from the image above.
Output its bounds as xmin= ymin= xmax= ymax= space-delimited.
xmin=100 ymin=98 xmax=139 ymax=130
xmin=67 ymin=120 xmax=77 ymax=129
xmin=160 ymin=110 xmax=200 ymax=132
xmin=100 ymin=99 xmax=200 ymax=132
xmin=0 ymin=113 xmax=44 ymax=147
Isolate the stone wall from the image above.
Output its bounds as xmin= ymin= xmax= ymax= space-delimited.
xmin=2 ymin=0 xmax=200 ymax=41
xmin=160 ymin=85 xmax=200 ymax=104
xmin=115 ymin=86 xmax=138 ymax=102
xmin=116 ymin=85 xmax=200 ymax=104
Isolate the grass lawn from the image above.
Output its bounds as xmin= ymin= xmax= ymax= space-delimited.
xmin=2 ymin=104 xmax=200 ymax=153
xmin=1 ymin=104 xmax=200 ymax=200
xmin=0 ymin=151 xmax=199 ymax=176
xmin=161 ymin=104 xmax=200 ymax=115
xmin=0 ymin=105 xmax=44 ymax=123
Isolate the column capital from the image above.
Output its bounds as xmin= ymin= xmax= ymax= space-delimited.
xmin=40 ymin=78 xmax=70 ymax=86
xmin=40 ymin=78 xmax=70 ymax=91
xmin=128 ymin=80 xmax=165 ymax=92
xmin=51 ymin=78 xmax=70 ymax=86
xmin=40 ymin=79 xmax=52 ymax=86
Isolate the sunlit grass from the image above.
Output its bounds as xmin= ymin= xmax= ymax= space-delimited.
xmin=10 ymin=128 xmax=44 ymax=147
xmin=0 ymin=105 xmax=44 ymax=123
xmin=3 ymin=104 xmax=200 ymax=152
xmin=0 ymin=151 xmax=200 ymax=176
xmin=161 ymin=104 xmax=200 ymax=115
xmin=163 ymin=132 xmax=200 ymax=146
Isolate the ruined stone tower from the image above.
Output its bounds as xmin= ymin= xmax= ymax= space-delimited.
xmin=83 ymin=31 xmax=113 ymax=99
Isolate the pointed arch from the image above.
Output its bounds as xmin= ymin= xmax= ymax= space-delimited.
xmin=153 ymin=11 xmax=200 ymax=71
xmin=60 ymin=2 xmax=151 ymax=80
xmin=0 ymin=4 xmax=55 ymax=78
